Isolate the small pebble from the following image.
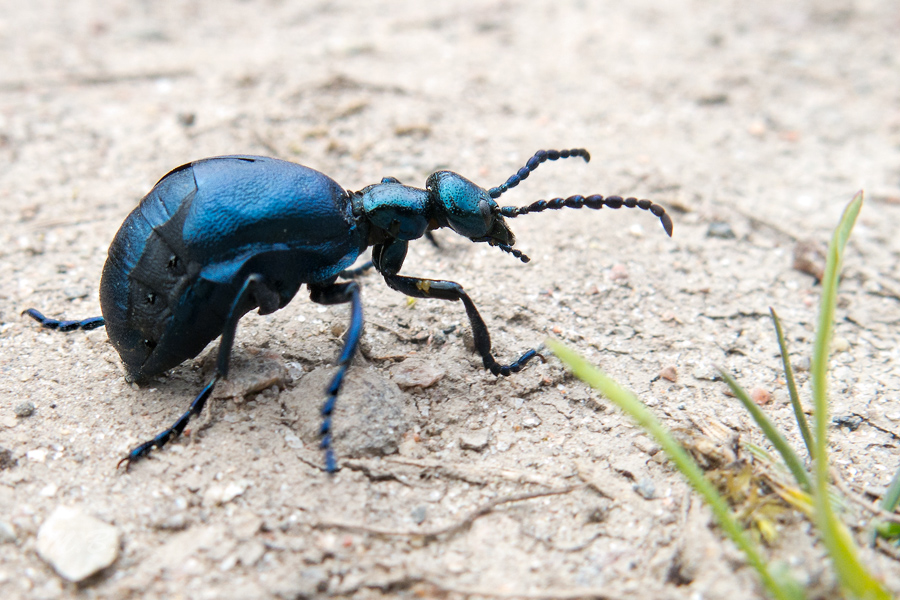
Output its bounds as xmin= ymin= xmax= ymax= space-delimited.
xmin=691 ymin=363 xmax=720 ymax=381
xmin=793 ymin=356 xmax=811 ymax=372
xmin=706 ymin=222 xmax=735 ymax=239
xmin=459 ymin=431 xmax=490 ymax=452
xmin=411 ymin=506 xmax=427 ymax=525
xmin=750 ymin=388 xmax=772 ymax=406
xmin=151 ymin=512 xmax=190 ymax=531
xmin=633 ymin=436 xmax=661 ymax=456
xmin=390 ymin=357 xmax=444 ymax=389
xmin=748 ymin=121 xmax=767 ymax=137
xmin=832 ymin=337 xmax=850 ymax=353
xmin=283 ymin=432 xmax=303 ymax=450
xmin=27 ymin=448 xmax=48 ymax=463
xmin=521 ymin=410 xmax=542 ymax=429
xmin=609 ymin=264 xmax=629 ymax=282
xmin=633 ymin=478 xmax=656 ymax=500
xmin=0 ymin=520 xmax=17 ymax=544
xmin=36 ymin=506 xmax=120 ymax=582
xmin=14 ymin=402 xmax=35 ymax=418
xmin=659 ymin=366 xmax=678 ymax=383
xmin=203 ymin=481 xmax=248 ymax=506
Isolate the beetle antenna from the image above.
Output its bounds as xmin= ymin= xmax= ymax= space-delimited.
xmin=488 ymin=148 xmax=590 ymax=199
xmin=500 ymin=194 xmax=674 ymax=237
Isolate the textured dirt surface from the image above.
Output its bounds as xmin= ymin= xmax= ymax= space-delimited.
xmin=2 ymin=1 xmax=900 ymax=598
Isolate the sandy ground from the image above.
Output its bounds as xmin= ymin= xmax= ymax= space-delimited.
xmin=2 ymin=1 xmax=900 ymax=598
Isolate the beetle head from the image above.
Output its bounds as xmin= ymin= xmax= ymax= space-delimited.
xmin=423 ymin=148 xmax=671 ymax=265
xmin=426 ymin=170 xmax=515 ymax=247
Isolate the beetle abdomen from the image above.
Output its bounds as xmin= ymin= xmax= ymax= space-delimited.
xmin=99 ymin=156 xmax=365 ymax=383
xmin=100 ymin=164 xmax=199 ymax=381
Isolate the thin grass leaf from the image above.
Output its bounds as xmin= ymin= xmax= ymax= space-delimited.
xmin=547 ymin=339 xmax=805 ymax=600
xmin=879 ymin=466 xmax=900 ymax=515
xmin=719 ymin=369 xmax=811 ymax=492
xmin=873 ymin=464 xmax=900 ymax=542
xmin=811 ymin=192 xmax=890 ymax=599
xmin=770 ymin=307 xmax=815 ymax=460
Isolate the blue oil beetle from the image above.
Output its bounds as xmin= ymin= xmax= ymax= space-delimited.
xmin=24 ymin=149 xmax=673 ymax=472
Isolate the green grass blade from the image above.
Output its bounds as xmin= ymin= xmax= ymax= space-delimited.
xmin=874 ymin=464 xmax=900 ymax=541
xmin=880 ymin=466 xmax=900 ymax=514
xmin=770 ymin=307 xmax=815 ymax=460
xmin=811 ymin=192 xmax=890 ymax=599
xmin=718 ymin=369 xmax=811 ymax=492
xmin=873 ymin=466 xmax=900 ymax=541
xmin=547 ymin=339 xmax=805 ymax=600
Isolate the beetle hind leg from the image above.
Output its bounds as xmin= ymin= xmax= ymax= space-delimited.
xmin=309 ymin=280 xmax=363 ymax=473
xmin=22 ymin=308 xmax=105 ymax=331
xmin=118 ymin=273 xmax=276 ymax=469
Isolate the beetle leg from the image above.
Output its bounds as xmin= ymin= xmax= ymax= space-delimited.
xmin=22 ymin=308 xmax=105 ymax=331
xmin=424 ymin=231 xmax=440 ymax=248
xmin=382 ymin=274 xmax=540 ymax=377
xmin=308 ymin=281 xmax=363 ymax=473
xmin=118 ymin=273 xmax=275 ymax=469
xmin=338 ymin=260 xmax=374 ymax=279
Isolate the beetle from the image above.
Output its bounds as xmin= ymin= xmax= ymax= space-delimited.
xmin=24 ymin=148 xmax=673 ymax=472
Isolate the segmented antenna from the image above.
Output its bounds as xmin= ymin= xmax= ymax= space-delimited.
xmin=500 ymin=194 xmax=674 ymax=237
xmin=488 ymin=148 xmax=591 ymax=199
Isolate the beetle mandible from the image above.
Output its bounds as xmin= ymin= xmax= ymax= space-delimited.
xmin=24 ymin=148 xmax=673 ymax=472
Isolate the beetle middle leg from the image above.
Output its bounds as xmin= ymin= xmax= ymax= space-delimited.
xmin=382 ymin=274 xmax=540 ymax=376
xmin=308 ymin=280 xmax=363 ymax=473
xmin=118 ymin=273 xmax=279 ymax=469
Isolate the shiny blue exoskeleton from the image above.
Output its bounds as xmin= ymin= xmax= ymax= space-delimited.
xmin=24 ymin=149 xmax=673 ymax=472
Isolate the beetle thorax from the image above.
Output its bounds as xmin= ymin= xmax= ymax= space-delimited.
xmin=358 ymin=182 xmax=432 ymax=242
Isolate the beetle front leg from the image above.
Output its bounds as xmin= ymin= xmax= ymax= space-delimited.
xmin=382 ymin=274 xmax=540 ymax=377
xmin=118 ymin=273 xmax=276 ymax=469
xmin=309 ymin=280 xmax=363 ymax=473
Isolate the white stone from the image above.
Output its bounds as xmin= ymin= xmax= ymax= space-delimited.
xmin=36 ymin=506 xmax=119 ymax=582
